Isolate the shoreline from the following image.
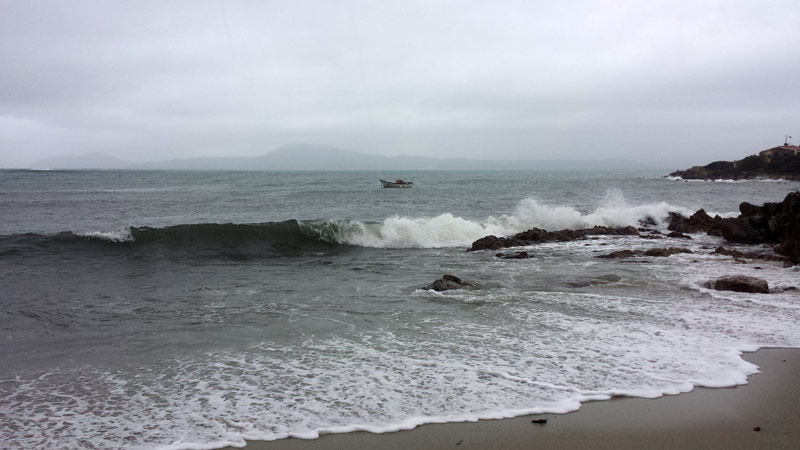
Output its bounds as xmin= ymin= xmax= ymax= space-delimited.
xmin=225 ymin=347 xmax=800 ymax=450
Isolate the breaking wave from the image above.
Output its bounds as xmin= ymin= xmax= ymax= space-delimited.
xmin=0 ymin=193 xmax=701 ymax=254
xmin=338 ymin=192 xmax=695 ymax=248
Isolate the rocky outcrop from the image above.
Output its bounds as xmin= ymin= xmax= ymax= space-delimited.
xmin=669 ymin=153 xmax=800 ymax=181
xmin=424 ymin=274 xmax=478 ymax=291
xmin=495 ymin=251 xmax=534 ymax=259
xmin=667 ymin=231 xmax=692 ymax=239
xmin=596 ymin=250 xmax=638 ymax=259
xmin=596 ymin=247 xmax=692 ymax=258
xmin=713 ymin=246 xmax=788 ymax=263
xmin=469 ymin=226 xmax=638 ymax=252
xmin=643 ymin=247 xmax=693 ymax=257
xmin=705 ymin=275 xmax=769 ymax=294
xmin=667 ymin=209 xmax=720 ymax=235
xmin=668 ymin=192 xmax=800 ymax=263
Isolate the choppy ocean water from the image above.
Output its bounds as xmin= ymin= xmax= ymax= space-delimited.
xmin=1 ymin=169 xmax=799 ymax=449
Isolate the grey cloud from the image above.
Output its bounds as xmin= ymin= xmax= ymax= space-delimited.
xmin=1 ymin=0 xmax=799 ymax=168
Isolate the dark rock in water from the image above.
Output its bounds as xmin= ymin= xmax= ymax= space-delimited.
xmin=667 ymin=231 xmax=692 ymax=239
xmin=470 ymin=235 xmax=526 ymax=251
xmin=425 ymin=274 xmax=478 ymax=291
xmin=691 ymin=209 xmax=721 ymax=234
xmin=668 ymin=192 xmax=800 ymax=263
xmin=596 ymin=250 xmax=640 ymax=259
xmin=495 ymin=251 xmax=534 ymax=259
xmin=643 ymin=247 xmax=693 ymax=257
xmin=713 ymin=246 xmax=788 ymax=262
xmin=705 ymin=275 xmax=769 ymax=294
xmin=715 ymin=217 xmax=760 ymax=243
xmin=596 ymin=247 xmax=692 ymax=258
xmin=715 ymin=192 xmax=800 ymax=260
xmin=638 ymin=216 xmax=658 ymax=227
xmin=469 ymin=226 xmax=638 ymax=251
xmin=776 ymin=240 xmax=800 ymax=263
xmin=668 ymin=209 xmax=721 ymax=234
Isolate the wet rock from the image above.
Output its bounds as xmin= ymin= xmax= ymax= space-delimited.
xmin=596 ymin=250 xmax=640 ymax=259
xmin=470 ymin=226 xmax=638 ymax=251
xmin=640 ymin=234 xmax=664 ymax=240
xmin=674 ymin=192 xmax=800 ymax=263
xmin=705 ymin=275 xmax=769 ymax=294
xmin=713 ymin=246 xmax=787 ymax=262
xmin=596 ymin=247 xmax=692 ymax=258
xmin=667 ymin=231 xmax=692 ymax=239
xmin=469 ymin=235 xmax=503 ymax=251
xmin=715 ymin=218 xmax=760 ymax=243
xmin=424 ymin=274 xmax=478 ymax=291
xmin=643 ymin=247 xmax=693 ymax=257
xmin=495 ymin=251 xmax=534 ymax=259
xmin=668 ymin=209 xmax=723 ymax=235
xmin=775 ymin=238 xmax=800 ymax=263
xmin=638 ymin=216 xmax=658 ymax=227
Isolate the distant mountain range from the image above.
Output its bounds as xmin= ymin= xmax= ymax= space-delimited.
xmin=30 ymin=145 xmax=650 ymax=171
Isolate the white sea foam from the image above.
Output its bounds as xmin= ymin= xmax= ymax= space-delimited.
xmin=339 ymin=213 xmax=512 ymax=248
xmin=78 ymin=227 xmax=134 ymax=242
xmin=5 ymin=250 xmax=799 ymax=450
xmin=337 ymin=192 xmax=693 ymax=248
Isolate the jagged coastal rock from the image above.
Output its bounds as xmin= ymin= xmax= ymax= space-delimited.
xmin=469 ymin=226 xmax=638 ymax=251
xmin=705 ymin=275 xmax=770 ymax=294
xmin=462 ymin=193 xmax=797 ymax=274
xmin=424 ymin=274 xmax=478 ymax=291
xmin=668 ymin=192 xmax=800 ymax=263
xmin=596 ymin=247 xmax=692 ymax=258
xmin=495 ymin=251 xmax=534 ymax=259
xmin=713 ymin=246 xmax=788 ymax=262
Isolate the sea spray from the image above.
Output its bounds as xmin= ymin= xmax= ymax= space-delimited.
xmin=338 ymin=194 xmax=695 ymax=248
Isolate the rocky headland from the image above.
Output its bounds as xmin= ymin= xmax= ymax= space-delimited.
xmin=669 ymin=148 xmax=800 ymax=181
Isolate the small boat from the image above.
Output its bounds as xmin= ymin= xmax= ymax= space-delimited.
xmin=380 ymin=179 xmax=413 ymax=188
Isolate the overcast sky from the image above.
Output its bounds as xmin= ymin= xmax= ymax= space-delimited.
xmin=1 ymin=0 xmax=799 ymax=168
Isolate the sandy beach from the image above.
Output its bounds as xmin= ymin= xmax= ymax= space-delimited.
xmin=229 ymin=348 xmax=800 ymax=450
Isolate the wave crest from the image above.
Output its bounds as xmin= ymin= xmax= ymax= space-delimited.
xmin=336 ymin=192 xmax=693 ymax=248
xmin=2 ymin=193 xmax=698 ymax=252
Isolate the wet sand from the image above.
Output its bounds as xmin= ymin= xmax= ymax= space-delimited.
xmin=228 ymin=348 xmax=800 ymax=450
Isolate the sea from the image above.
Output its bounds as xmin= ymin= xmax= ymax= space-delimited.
xmin=1 ymin=169 xmax=799 ymax=449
